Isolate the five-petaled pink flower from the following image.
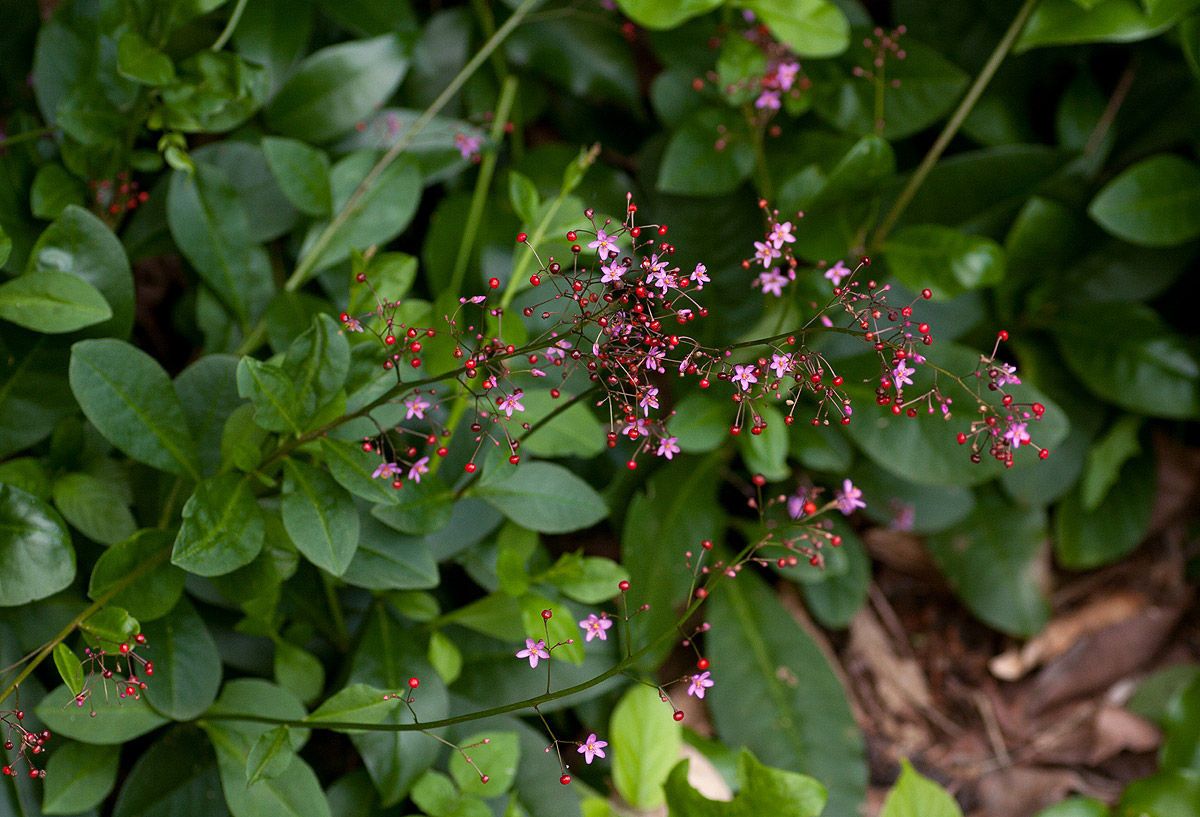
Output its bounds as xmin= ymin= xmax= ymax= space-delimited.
xmin=825 ymin=260 xmax=851 ymax=286
xmin=405 ymin=396 xmax=431 ymax=420
xmin=835 ymin=479 xmax=866 ymax=515
xmin=732 ymin=364 xmax=758 ymax=392
xmin=600 ymin=260 xmax=628 ymax=284
xmin=893 ymin=362 xmax=915 ymax=389
xmin=1005 ymin=421 xmax=1031 ymax=448
xmin=496 ymin=390 xmax=525 ymax=418
xmin=777 ymin=61 xmax=800 ymax=91
xmin=408 ymin=456 xmax=429 ymax=483
xmin=994 ymin=362 xmax=1021 ymax=387
xmin=758 ymin=268 xmax=789 ymax=297
xmin=753 ymin=241 xmax=780 ymax=268
xmin=755 ymin=89 xmax=781 ymax=110
xmin=454 ymin=132 xmax=482 ymax=160
xmin=639 ymin=387 xmax=660 ymax=416
xmin=589 ymin=229 xmax=618 ymax=260
xmin=579 ymin=614 xmax=613 ymax=642
xmin=687 ymin=671 xmax=714 ymax=699
xmin=516 ymin=638 xmax=550 ymax=668
xmin=768 ymin=221 xmax=796 ymax=249
xmin=656 ymin=436 xmax=681 ymax=460
xmin=691 ymin=263 xmax=710 ymax=287
xmin=577 ymin=733 xmax=607 ymax=764
xmin=372 ymin=462 xmax=402 ymax=480
xmin=770 ymin=353 xmax=793 ymax=378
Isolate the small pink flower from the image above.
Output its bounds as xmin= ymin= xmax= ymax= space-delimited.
xmin=454 ymin=132 xmax=482 ymax=160
xmin=496 ymin=390 xmax=525 ymax=417
xmin=405 ymin=396 xmax=431 ymax=420
xmin=577 ymin=733 xmax=607 ymax=764
xmin=1004 ymin=421 xmax=1031 ymax=449
xmin=600 ymin=260 xmax=628 ymax=284
xmin=835 ymin=479 xmax=866 ymax=515
xmin=770 ymin=353 xmax=792 ymax=378
xmin=579 ymin=614 xmax=613 ymax=642
xmin=687 ymin=671 xmax=714 ymax=699
xmin=758 ymin=268 xmax=789 ymax=297
xmin=732 ymin=364 xmax=758 ymax=392
xmin=516 ymin=638 xmax=550 ymax=668
xmin=753 ymin=241 xmax=780 ymax=268
xmin=656 ymin=436 xmax=680 ymax=460
xmin=691 ymin=263 xmax=710 ymax=286
xmin=372 ymin=462 xmax=402 ymax=480
xmin=777 ymin=61 xmax=800 ymax=92
xmin=588 ymin=229 xmax=618 ymax=260
xmin=408 ymin=456 xmax=429 ymax=483
xmin=755 ymin=90 xmax=781 ymax=110
xmin=639 ymin=387 xmax=660 ymax=416
xmin=892 ymin=362 xmax=915 ymax=389
xmin=768 ymin=221 xmax=795 ymax=249
xmin=825 ymin=260 xmax=851 ymax=286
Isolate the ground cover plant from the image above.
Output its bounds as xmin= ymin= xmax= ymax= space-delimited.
xmin=1 ymin=0 xmax=1199 ymax=815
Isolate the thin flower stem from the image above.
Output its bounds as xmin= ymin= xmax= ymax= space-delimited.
xmin=0 ymin=126 xmax=55 ymax=150
xmin=870 ymin=0 xmax=1040 ymax=249
xmin=210 ymin=0 xmax=249 ymax=52
xmin=0 ymin=548 xmax=171 ymax=706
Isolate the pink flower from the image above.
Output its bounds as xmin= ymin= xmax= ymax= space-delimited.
xmin=579 ymin=614 xmax=613 ymax=642
xmin=777 ymin=61 xmax=800 ymax=91
xmin=755 ymin=90 xmax=781 ymax=110
xmin=454 ymin=132 xmax=482 ymax=160
xmin=892 ymin=362 xmax=915 ymax=389
xmin=690 ymin=263 xmax=710 ymax=287
xmin=639 ymin=387 xmax=660 ymax=416
xmin=768 ymin=221 xmax=795 ymax=249
xmin=994 ymin=362 xmax=1021 ymax=387
xmin=687 ymin=671 xmax=714 ymax=699
xmin=496 ymin=390 xmax=525 ymax=418
xmin=770 ymin=353 xmax=792 ymax=378
xmin=835 ymin=479 xmax=866 ymax=515
xmin=787 ymin=488 xmax=809 ymax=519
xmin=372 ymin=462 xmax=402 ymax=480
xmin=732 ymin=364 xmax=758 ymax=392
xmin=588 ymin=229 xmax=618 ymax=260
xmin=516 ymin=638 xmax=550 ymax=668
xmin=758 ymin=268 xmax=789 ymax=297
xmin=577 ymin=733 xmax=607 ymax=764
xmin=753 ymin=241 xmax=780 ymax=268
xmin=1004 ymin=421 xmax=1031 ymax=449
xmin=405 ymin=396 xmax=431 ymax=420
xmin=546 ymin=339 xmax=571 ymax=362
xmin=342 ymin=316 xmax=364 ymax=333
xmin=600 ymin=260 xmax=628 ymax=284
xmin=408 ymin=456 xmax=429 ymax=483
xmin=656 ymin=436 xmax=680 ymax=460
xmin=824 ymin=260 xmax=851 ymax=286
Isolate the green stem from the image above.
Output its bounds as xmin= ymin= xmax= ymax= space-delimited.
xmin=210 ymin=0 xmax=249 ymax=51
xmin=0 ymin=127 xmax=54 ymax=151
xmin=870 ymin=0 xmax=1040 ymax=249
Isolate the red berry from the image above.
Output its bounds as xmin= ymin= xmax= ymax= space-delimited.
xmin=356 ymin=272 xmax=367 ymax=283
xmin=408 ymin=677 xmax=420 ymax=689
xmin=119 ymin=643 xmax=130 ymax=654
xmin=673 ymin=711 xmax=685 ymax=721
xmin=465 ymin=462 xmax=477 ymax=473
xmin=481 ymin=775 xmax=490 ymax=784
xmin=695 ymin=588 xmax=708 ymax=599
xmin=1039 ymin=449 xmax=1050 ymax=460
xmin=530 ymin=274 xmax=541 ymax=286
xmin=566 ymin=231 xmax=577 ymax=241
xmin=488 ymin=277 xmax=500 ymax=289
xmin=697 ymin=658 xmax=709 ymax=670
xmin=921 ymin=288 xmax=933 ymax=299
xmin=541 ymin=609 xmax=553 ymax=620
xmin=517 ymin=232 xmax=528 ymax=243
xmin=560 ymin=774 xmax=572 ymax=785
xmin=618 ymin=580 xmax=631 ymax=592
xmin=997 ymin=329 xmax=1009 ymax=341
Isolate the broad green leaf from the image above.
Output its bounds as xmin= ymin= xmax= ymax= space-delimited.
xmin=175 ymin=354 xmax=243 ymax=477
xmin=880 ymin=759 xmax=963 ymax=817
xmin=474 ymin=462 xmax=607 ymax=534
xmin=117 ymin=32 xmax=175 ymax=85
xmin=1080 ymin=415 xmax=1143 ymax=510
xmin=282 ymin=459 xmax=360 ymax=575
xmin=346 ymin=251 xmax=418 ymax=315
xmin=742 ymin=0 xmax=850 ymax=57
xmin=884 ymin=225 xmax=1006 ymax=299
xmin=237 ymin=358 xmax=305 ymax=434
xmin=159 ymin=51 xmax=268 ymax=134
xmin=1117 ymin=770 xmax=1200 ymax=816
xmin=142 ymin=599 xmax=223 ymax=720
xmin=51 ymin=471 xmax=136 ymax=544
xmin=52 ymin=642 xmax=84 ymax=696
xmin=508 ymin=170 xmax=540 ymax=224
xmin=37 ymin=684 xmax=168 ymax=744
xmin=27 ymin=205 xmax=135 ymax=338
xmin=708 ymin=571 xmax=866 ymax=816
xmin=518 ymin=390 xmax=606 ymax=459
xmin=267 ymin=35 xmax=412 ymax=143
xmin=114 ymin=727 xmax=228 ymax=816
xmin=1056 ymin=303 xmax=1200 ymax=419
xmin=89 ymin=529 xmax=184 ymax=621
xmin=0 ymin=483 xmax=75 ymax=606
xmin=282 ymin=313 xmax=350 ymax=424
xmin=1162 ymin=676 xmax=1200 ymax=772
xmin=233 ymin=0 xmax=315 ymax=94
xmin=663 ymin=750 xmax=827 ymax=817
xmin=801 ymin=526 xmax=871 ymax=628
xmin=246 ymin=726 xmax=296 ymax=784
xmin=274 ymin=640 xmax=326 ymax=705
xmin=371 ymin=477 xmax=454 ymax=535
xmin=80 ymin=606 xmax=140 ymax=649
xmin=305 ymin=683 xmax=394 ymax=730
xmin=518 ymin=594 xmax=584 ymax=665
xmin=298 ymin=152 xmax=422 ymax=273
xmin=612 ymin=685 xmax=681 ymax=809
xmin=542 ymin=553 xmax=630 ymax=605
xmin=262 ymin=137 xmax=332 ymax=217
xmin=428 ymin=631 xmax=462 ymax=685
xmin=321 ymin=438 xmax=401 ymax=505
xmin=451 ymin=731 xmax=520 ymax=797
xmin=1056 ymin=451 xmax=1154 ymax=569
xmin=671 ymin=394 xmax=734 ymax=454
xmin=0 ymin=225 xmax=11 ymax=267
xmin=69 ymin=339 xmax=201 ymax=478
xmin=0 ymin=457 xmax=51 ymax=499
xmin=614 ymin=0 xmax=723 ymax=28
xmin=172 ymin=474 xmax=265 ymax=576
xmin=658 ymin=108 xmax=755 ymax=196
xmin=42 ymin=740 xmax=119 ymax=815
xmin=927 ymin=496 xmax=1050 ymax=636
xmin=1088 ymin=154 xmax=1200 ymax=247
xmin=341 ymin=509 xmax=439 ymax=590
xmin=3 ymin=273 xmax=106 ymax=335
xmin=167 ymin=164 xmax=274 ymax=327
xmin=193 ymin=140 xmax=299 ymax=244
xmin=738 ymin=402 xmax=789 ymax=481
xmin=1018 ymin=0 xmax=1200 ymax=50
xmin=31 ymin=164 xmax=83 ymax=220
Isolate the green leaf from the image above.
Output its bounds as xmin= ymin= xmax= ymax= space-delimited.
xmin=542 ymin=553 xmax=630 ymax=605
xmin=1088 ymin=154 xmax=1200 ymax=247
xmin=1117 ymin=769 xmax=1200 ymax=816
xmin=614 ymin=0 xmax=723 ymax=29
xmin=274 ymin=641 xmax=326 ymax=705
xmin=663 ymin=750 xmax=828 ymax=817
xmin=520 ymin=594 xmax=584 ymax=665
xmin=193 ymin=141 xmax=299 ymax=244
xmin=742 ymin=0 xmax=850 ymax=57
xmin=708 ymin=571 xmax=866 ymax=816
xmin=884 ymin=226 xmax=1006 ymax=299
xmin=1056 ymin=303 xmax=1200 ymax=419
xmin=298 ymin=152 xmax=422 ymax=273
xmin=738 ymin=403 xmax=789 ymax=481
xmin=926 ymin=495 xmax=1050 ymax=636
xmin=172 ymin=474 xmax=265 ymax=576
xmin=658 ymin=108 xmax=755 ymax=196
xmin=69 ymin=339 xmax=201 ymax=478
xmin=167 ymin=164 xmax=274 ymax=328
xmin=1162 ymin=676 xmax=1200 ymax=772
xmin=475 ymin=462 xmax=607 ymax=534
xmin=30 ymin=163 xmax=84 ymax=220
xmin=342 ymin=509 xmax=439 ymax=590
xmin=42 ymin=740 xmax=119 ymax=815
xmin=282 ymin=313 xmax=350 ymax=424
xmin=246 ymin=726 xmax=296 ymax=784
xmin=112 ymin=726 xmax=227 ymax=817
xmin=53 ymin=642 xmax=85 ymax=697
xmin=1080 ymin=415 xmax=1143 ymax=510
xmin=52 ymin=471 xmax=136 ymax=544
xmin=880 ymin=759 xmax=963 ymax=817
xmin=176 ymin=354 xmax=244 ymax=477
xmin=1033 ymin=797 xmax=1110 ymax=817
xmin=142 ymin=599 xmax=223 ymax=720
xmin=262 ymin=137 xmax=332 ymax=217
xmin=37 ymin=683 xmax=168 ymax=744
xmin=0 ymin=483 xmax=75 ymax=606
xmin=117 ymin=31 xmax=175 ymax=85
xmin=0 ymin=225 xmax=10 ymax=267
xmin=508 ymin=170 xmax=540 ymax=224
xmin=611 ymin=685 xmax=682 ymax=809
xmin=305 ymin=683 xmax=394 ymax=730
xmin=1056 ymin=451 xmax=1154 ymax=570
xmin=27 ymin=205 xmax=134 ymax=338
xmin=450 ymin=731 xmax=520 ymax=796
xmin=518 ymin=390 xmax=606 ymax=460
xmin=671 ymin=394 xmax=734 ymax=454
xmin=347 ymin=251 xmax=418 ymax=315
xmin=89 ymin=530 xmax=184 ymax=621
xmin=428 ymin=631 xmax=462 ymax=685
xmin=80 ymin=606 xmax=140 ymax=649
xmin=282 ymin=459 xmax=360 ymax=575
xmin=266 ymin=34 xmax=412 ymax=143
xmin=371 ymin=478 xmax=454 ymax=535
xmin=320 ymin=438 xmax=400 ymax=505
xmin=237 ymin=358 xmax=305 ymax=434
xmin=801 ymin=526 xmax=871 ymax=629
xmin=1018 ymin=0 xmax=1200 ymax=50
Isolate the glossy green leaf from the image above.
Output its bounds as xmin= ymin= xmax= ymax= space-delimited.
xmin=320 ymin=438 xmax=400 ymax=505
xmin=305 ymin=683 xmax=394 ymax=730
xmin=611 ymin=684 xmax=681 ymax=809
xmin=89 ymin=529 xmax=184 ymax=621
xmin=1018 ymin=0 xmax=1200 ymax=50
xmin=1081 ymin=415 xmax=1143 ymax=510
xmin=614 ymin=0 xmax=723 ymax=29
xmin=1033 ymin=797 xmax=1110 ymax=817
xmin=742 ymin=0 xmax=850 ymax=57
xmin=708 ymin=571 xmax=866 ymax=816
xmin=282 ymin=459 xmax=360 ymax=575
xmin=801 ymin=527 xmax=871 ymax=628
xmin=113 ymin=726 xmax=228 ymax=817
xmin=658 ymin=108 xmax=755 ymax=196
xmin=53 ymin=642 xmax=84 ymax=697
xmin=52 ymin=471 xmax=136 ymax=544
xmin=282 ymin=313 xmax=350 ymax=423
xmin=542 ymin=553 xmax=629 ymax=605
xmin=172 ymin=474 xmax=265 ymax=577
xmin=31 ymin=163 xmax=84 ymax=220
xmin=274 ymin=640 xmax=326 ymax=705
xmin=42 ymin=740 xmax=119 ymax=815
xmin=262 ymin=137 xmax=332 ymax=217
xmin=267 ymin=34 xmax=412 ymax=143
xmin=80 ymin=606 xmax=140 ymax=649
xmin=237 ymin=358 xmax=305 ymax=434
xmin=341 ymin=509 xmax=439 ymax=590
xmin=69 ymin=339 xmax=201 ymax=478
xmin=880 ymin=759 xmax=963 ymax=817
xmin=450 ymin=730 xmax=520 ymax=796
xmin=1116 ymin=769 xmax=1200 ymax=816
xmin=738 ymin=403 xmax=789 ymax=481
xmin=117 ymin=32 xmax=175 ymax=85
xmin=37 ymin=684 xmax=168 ymax=744
xmin=193 ymin=141 xmax=299 ymax=244
xmin=518 ymin=390 xmax=606 ymax=459
xmin=663 ymin=750 xmax=827 ymax=817
xmin=246 ymin=726 xmax=296 ymax=784
xmin=475 ymin=462 xmax=607 ymax=534
xmin=1088 ymin=154 xmax=1200 ymax=247
xmin=427 ymin=631 xmax=462 ymax=685
xmin=175 ymin=354 xmax=244 ymax=477
xmin=142 ymin=599 xmax=223 ymax=720
xmin=927 ymin=496 xmax=1050 ymax=636
xmin=0 ymin=483 xmax=75 ymax=606
xmin=884 ymin=225 xmax=1006 ymax=299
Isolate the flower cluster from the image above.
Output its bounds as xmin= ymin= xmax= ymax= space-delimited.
xmin=72 ymin=634 xmax=154 ymax=712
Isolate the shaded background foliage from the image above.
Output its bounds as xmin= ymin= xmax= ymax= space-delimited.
xmin=1 ymin=0 xmax=1199 ymax=816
